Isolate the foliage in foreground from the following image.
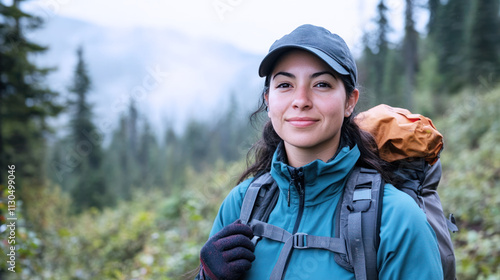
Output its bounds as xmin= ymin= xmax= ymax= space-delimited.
xmin=1 ymin=161 xmax=244 ymax=279
xmin=438 ymin=86 xmax=500 ymax=279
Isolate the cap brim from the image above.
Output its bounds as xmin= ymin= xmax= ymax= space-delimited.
xmin=258 ymin=45 xmax=350 ymax=77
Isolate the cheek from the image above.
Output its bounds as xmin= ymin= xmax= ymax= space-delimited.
xmin=268 ymin=105 xmax=280 ymax=123
xmin=322 ymin=99 xmax=347 ymax=121
xmin=267 ymin=98 xmax=285 ymax=131
xmin=267 ymin=95 xmax=283 ymax=116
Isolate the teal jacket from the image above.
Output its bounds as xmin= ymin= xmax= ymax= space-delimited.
xmin=209 ymin=144 xmax=443 ymax=279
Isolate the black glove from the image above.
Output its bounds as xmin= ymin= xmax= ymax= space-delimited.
xmin=200 ymin=219 xmax=256 ymax=280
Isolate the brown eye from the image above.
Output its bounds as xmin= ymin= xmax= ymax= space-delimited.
xmin=277 ymin=83 xmax=292 ymax=88
xmin=315 ymin=82 xmax=331 ymax=88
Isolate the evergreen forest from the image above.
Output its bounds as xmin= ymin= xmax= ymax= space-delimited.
xmin=1 ymin=0 xmax=500 ymax=279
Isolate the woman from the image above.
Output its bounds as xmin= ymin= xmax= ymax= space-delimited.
xmin=197 ymin=24 xmax=443 ymax=280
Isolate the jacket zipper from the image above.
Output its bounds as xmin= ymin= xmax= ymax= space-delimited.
xmin=289 ymin=167 xmax=305 ymax=234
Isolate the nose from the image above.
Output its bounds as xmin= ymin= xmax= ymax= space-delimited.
xmin=292 ymin=85 xmax=312 ymax=110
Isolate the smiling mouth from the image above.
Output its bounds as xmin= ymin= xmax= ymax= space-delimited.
xmin=287 ymin=118 xmax=319 ymax=127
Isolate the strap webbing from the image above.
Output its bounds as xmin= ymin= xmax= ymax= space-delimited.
xmin=251 ymin=220 xmax=291 ymax=243
xmin=250 ymin=219 xmax=347 ymax=280
xmin=348 ymin=211 xmax=368 ymax=280
xmin=337 ymin=167 xmax=383 ymax=280
xmin=306 ymin=235 xmax=347 ymax=254
xmin=240 ymin=173 xmax=273 ymax=224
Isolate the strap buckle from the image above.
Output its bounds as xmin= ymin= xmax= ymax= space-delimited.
xmin=251 ymin=235 xmax=261 ymax=245
xmin=293 ymin=233 xmax=308 ymax=249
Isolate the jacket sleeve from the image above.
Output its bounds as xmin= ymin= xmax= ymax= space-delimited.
xmin=208 ymin=178 xmax=253 ymax=237
xmin=377 ymin=184 xmax=444 ymax=280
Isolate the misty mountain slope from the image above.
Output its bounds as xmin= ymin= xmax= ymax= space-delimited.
xmin=27 ymin=16 xmax=264 ymax=137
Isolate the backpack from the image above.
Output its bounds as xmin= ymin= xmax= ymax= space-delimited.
xmin=239 ymin=104 xmax=458 ymax=280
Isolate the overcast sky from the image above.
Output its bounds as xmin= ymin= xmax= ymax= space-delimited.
xmin=22 ymin=0 xmax=425 ymax=56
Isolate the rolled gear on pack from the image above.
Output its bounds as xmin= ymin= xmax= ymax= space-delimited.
xmin=355 ymin=104 xmax=458 ymax=279
xmin=237 ymin=104 xmax=457 ymax=280
xmin=354 ymin=104 xmax=444 ymax=164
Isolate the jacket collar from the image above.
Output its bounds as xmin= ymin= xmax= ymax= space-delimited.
xmin=270 ymin=142 xmax=360 ymax=206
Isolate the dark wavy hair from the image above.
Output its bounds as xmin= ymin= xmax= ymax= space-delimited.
xmin=238 ymin=73 xmax=393 ymax=184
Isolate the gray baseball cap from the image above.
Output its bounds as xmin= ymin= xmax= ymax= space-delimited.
xmin=258 ymin=24 xmax=357 ymax=87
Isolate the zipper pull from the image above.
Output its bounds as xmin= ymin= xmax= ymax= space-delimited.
xmin=287 ymin=187 xmax=291 ymax=207
xmin=287 ymin=178 xmax=295 ymax=208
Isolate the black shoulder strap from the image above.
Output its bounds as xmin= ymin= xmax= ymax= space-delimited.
xmin=335 ymin=167 xmax=385 ymax=280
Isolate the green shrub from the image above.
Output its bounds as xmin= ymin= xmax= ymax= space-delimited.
xmin=2 ymin=160 xmax=243 ymax=279
xmin=438 ymin=87 xmax=500 ymax=280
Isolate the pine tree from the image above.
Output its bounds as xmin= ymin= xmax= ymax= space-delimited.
xmin=163 ymin=123 xmax=186 ymax=191
xmin=67 ymin=46 xmax=111 ymax=211
xmin=374 ymin=0 xmax=390 ymax=102
xmin=183 ymin=119 xmax=210 ymax=171
xmin=212 ymin=93 xmax=248 ymax=162
xmin=381 ymin=48 xmax=405 ymax=107
xmin=137 ymin=120 xmax=162 ymax=188
xmin=427 ymin=0 xmax=440 ymax=35
xmin=357 ymin=34 xmax=378 ymax=108
xmin=465 ymin=0 xmax=500 ymax=86
xmin=103 ymin=116 xmax=128 ymax=199
xmin=128 ymin=101 xmax=138 ymax=156
xmin=403 ymin=0 xmax=419 ymax=109
xmin=358 ymin=0 xmax=392 ymax=106
xmin=433 ymin=0 xmax=470 ymax=93
xmin=103 ymin=102 xmax=145 ymax=200
xmin=0 ymin=0 xmax=62 ymax=187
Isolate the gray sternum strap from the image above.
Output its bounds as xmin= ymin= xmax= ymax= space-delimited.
xmin=250 ymin=219 xmax=291 ymax=243
xmin=249 ymin=219 xmax=348 ymax=280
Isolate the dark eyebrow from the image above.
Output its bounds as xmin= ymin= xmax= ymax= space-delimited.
xmin=272 ymin=71 xmax=337 ymax=80
xmin=311 ymin=71 xmax=337 ymax=79
xmin=273 ymin=71 xmax=295 ymax=80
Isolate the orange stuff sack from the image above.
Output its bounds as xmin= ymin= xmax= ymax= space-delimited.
xmin=354 ymin=104 xmax=443 ymax=165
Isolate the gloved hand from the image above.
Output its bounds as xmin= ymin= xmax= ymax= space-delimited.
xmin=200 ymin=219 xmax=256 ymax=280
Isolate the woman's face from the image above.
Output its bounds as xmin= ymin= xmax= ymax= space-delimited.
xmin=265 ymin=50 xmax=359 ymax=163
